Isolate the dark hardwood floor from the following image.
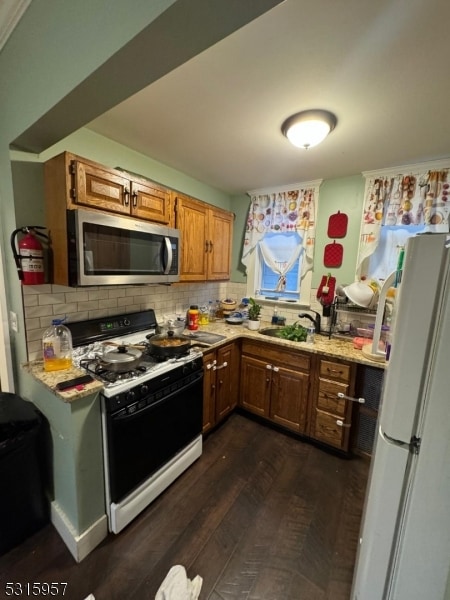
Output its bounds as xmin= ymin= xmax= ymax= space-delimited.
xmin=0 ymin=414 xmax=369 ymax=600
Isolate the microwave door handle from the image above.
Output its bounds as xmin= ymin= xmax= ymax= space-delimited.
xmin=163 ymin=236 xmax=173 ymax=275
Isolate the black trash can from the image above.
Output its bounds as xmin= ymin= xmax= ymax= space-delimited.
xmin=0 ymin=393 xmax=49 ymax=555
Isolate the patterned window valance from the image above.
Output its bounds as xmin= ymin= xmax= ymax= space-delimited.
xmin=241 ymin=181 xmax=322 ymax=280
xmin=357 ymin=161 xmax=449 ymax=273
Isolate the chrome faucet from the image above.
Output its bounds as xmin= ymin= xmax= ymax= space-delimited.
xmin=298 ymin=311 xmax=321 ymax=334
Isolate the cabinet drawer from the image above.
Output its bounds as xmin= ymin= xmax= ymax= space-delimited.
xmin=242 ymin=340 xmax=311 ymax=372
xmin=312 ymin=409 xmax=346 ymax=449
xmin=317 ymin=379 xmax=348 ymax=417
xmin=319 ymin=359 xmax=351 ymax=383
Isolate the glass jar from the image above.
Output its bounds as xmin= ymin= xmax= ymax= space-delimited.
xmin=306 ymin=326 xmax=315 ymax=344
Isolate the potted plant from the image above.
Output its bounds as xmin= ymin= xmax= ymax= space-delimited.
xmin=247 ymin=297 xmax=262 ymax=330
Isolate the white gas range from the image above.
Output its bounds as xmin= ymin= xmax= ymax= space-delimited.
xmin=67 ymin=310 xmax=204 ymax=533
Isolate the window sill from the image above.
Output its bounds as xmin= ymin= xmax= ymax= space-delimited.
xmin=254 ymin=296 xmax=310 ymax=310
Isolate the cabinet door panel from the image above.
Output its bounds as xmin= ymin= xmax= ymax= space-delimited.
xmin=202 ymin=350 xmax=217 ymax=434
xmin=311 ymin=409 xmax=346 ymax=450
xmin=241 ymin=340 xmax=310 ymax=372
xmin=176 ymin=195 xmax=208 ymax=281
xmin=317 ymin=378 xmax=348 ymax=417
xmin=73 ymin=160 xmax=130 ymax=215
xmin=207 ymin=209 xmax=233 ymax=280
xmin=131 ymin=180 xmax=171 ymax=224
xmin=319 ymin=359 xmax=351 ymax=383
xmin=270 ymin=367 xmax=309 ymax=433
xmin=240 ymin=355 xmax=271 ymax=418
xmin=215 ymin=343 xmax=239 ymax=421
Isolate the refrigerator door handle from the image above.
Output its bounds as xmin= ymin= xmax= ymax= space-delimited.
xmin=382 ymin=428 xmax=421 ymax=454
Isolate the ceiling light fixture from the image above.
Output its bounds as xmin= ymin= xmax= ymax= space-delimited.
xmin=281 ymin=109 xmax=337 ymax=149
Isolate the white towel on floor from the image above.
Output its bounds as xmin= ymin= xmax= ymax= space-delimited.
xmin=155 ymin=565 xmax=203 ymax=600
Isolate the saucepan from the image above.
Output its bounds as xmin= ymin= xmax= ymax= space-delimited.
xmin=101 ymin=343 xmax=144 ymax=372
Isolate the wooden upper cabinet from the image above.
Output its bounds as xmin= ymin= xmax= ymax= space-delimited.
xmin=46 ymin=151 xmax=172 ymax=225
xmin=175 ymin=194 xmax=209 ymax=281
xmin=174 ymin=193 xmax=234 ymax=281
xmin=208 ymin=207 xmax=233 ymax=280
xmin=72 ymin=159 xmax=131 ymax=216
xmin=131 ymin=179 xmax=171 ymax=224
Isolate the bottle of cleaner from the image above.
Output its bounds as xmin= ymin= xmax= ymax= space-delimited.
xmin=42 ymin=318 xmax=73 ymax=371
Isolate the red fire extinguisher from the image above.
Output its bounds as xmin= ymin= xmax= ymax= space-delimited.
xmin=10 ymin=226 xmax=49 ymax=285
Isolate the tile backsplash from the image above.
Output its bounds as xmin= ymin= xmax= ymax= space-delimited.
xmin=22 ymin=282 xmax=341 ymax=361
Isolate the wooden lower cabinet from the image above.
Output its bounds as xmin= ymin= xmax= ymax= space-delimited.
xmin=202 ymin=342 xmax=240 ymax=434
xmin=308 ymin=357 xmax=356 ymax=452
xmin=239 ymin=340 xmax=311 ymax=435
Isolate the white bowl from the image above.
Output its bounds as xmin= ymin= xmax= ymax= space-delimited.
xmin=344 ymin=282 xmax=376 ymax=308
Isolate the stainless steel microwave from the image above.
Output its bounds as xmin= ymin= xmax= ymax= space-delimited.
xmin=67 ymin=209 xmax=180 ymax=286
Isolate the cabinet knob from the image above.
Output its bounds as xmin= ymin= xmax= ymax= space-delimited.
xmin=272 ymin=366 xmax=279 ymax=372
xmin=336 ymin=419 xmax=351 ymax=428
xmin=266 ymin=364 xmax=272 ymax=370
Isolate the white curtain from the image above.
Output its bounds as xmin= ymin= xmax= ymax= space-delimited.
xmin=258 ymin=234 xmax=303 ymax=291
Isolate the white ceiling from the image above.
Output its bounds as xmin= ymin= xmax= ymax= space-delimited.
xmin=85 ymin=0 xmax=449 ymax=194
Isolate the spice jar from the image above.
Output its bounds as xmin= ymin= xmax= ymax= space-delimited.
xmin=187 ymin=305 xmax=199 ymax=330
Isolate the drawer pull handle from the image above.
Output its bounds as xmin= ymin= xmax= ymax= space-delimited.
xmin=337 ymin=392 xmax=365 ymax=404
xmin=206 ymin=360 xmax=217 ymax=370
xmin=327 ymin=368 xmax=343 ymax=375
xmin=213 ymin=361 xmax=228 ymax=371
xmin=336 ymin=419 xmax=351 ymax=428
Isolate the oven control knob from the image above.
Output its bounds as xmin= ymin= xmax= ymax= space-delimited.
xmin=126 ymin=390 xmax=137 ymax=403
xmin=140 ymin=383 xmax=149 ymax=396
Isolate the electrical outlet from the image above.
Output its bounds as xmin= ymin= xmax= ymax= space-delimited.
xmin=10 ymin=311 xmax=18 ymax=332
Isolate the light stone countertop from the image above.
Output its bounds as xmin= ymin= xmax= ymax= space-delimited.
xmin=24 ymin=319 xmax=385 ymax=403
xmin=196 ymin=320 xmax=387 ymax=368
xmin=23 ymin=360 xmax=104 ymax=402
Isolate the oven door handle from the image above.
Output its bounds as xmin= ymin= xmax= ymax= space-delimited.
xmin=110 ymin=374 xmax=203 ymax=422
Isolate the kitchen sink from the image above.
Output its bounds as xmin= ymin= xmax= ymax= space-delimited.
xmin=259 ymin=327 xmax=285 ymax=338
xmin=259 ymin=327 xmax=332 ymax=340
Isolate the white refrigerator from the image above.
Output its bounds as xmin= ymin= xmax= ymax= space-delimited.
xmin=351 ymin=233 xmax=450 ymax=600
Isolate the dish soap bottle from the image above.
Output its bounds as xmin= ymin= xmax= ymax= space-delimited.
xmin=42 ymin=318 xmax=73 ymax=371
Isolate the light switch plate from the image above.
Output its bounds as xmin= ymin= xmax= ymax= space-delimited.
xmin=10 ymin=311 xmax=18 ymax=332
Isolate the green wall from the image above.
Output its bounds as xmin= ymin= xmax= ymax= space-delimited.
xmin=0 ymin=0 xmax=281 ymax=390
xmin=230 ymin=175 xmax=365 ymax=287
xmin=37 ymin=128 xmax=232 ymax=209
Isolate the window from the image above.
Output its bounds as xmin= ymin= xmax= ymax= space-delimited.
xmin=257 ymin=232 xmax=302 ymax=301
xmin=364 ymin=224 xmax=424 ymax=281
xmin=241 ymin=184 xmax=320 ymax=307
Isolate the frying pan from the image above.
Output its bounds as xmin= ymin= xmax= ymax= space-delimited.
xmin=146 ymin=331 xmax=209 ymax=359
